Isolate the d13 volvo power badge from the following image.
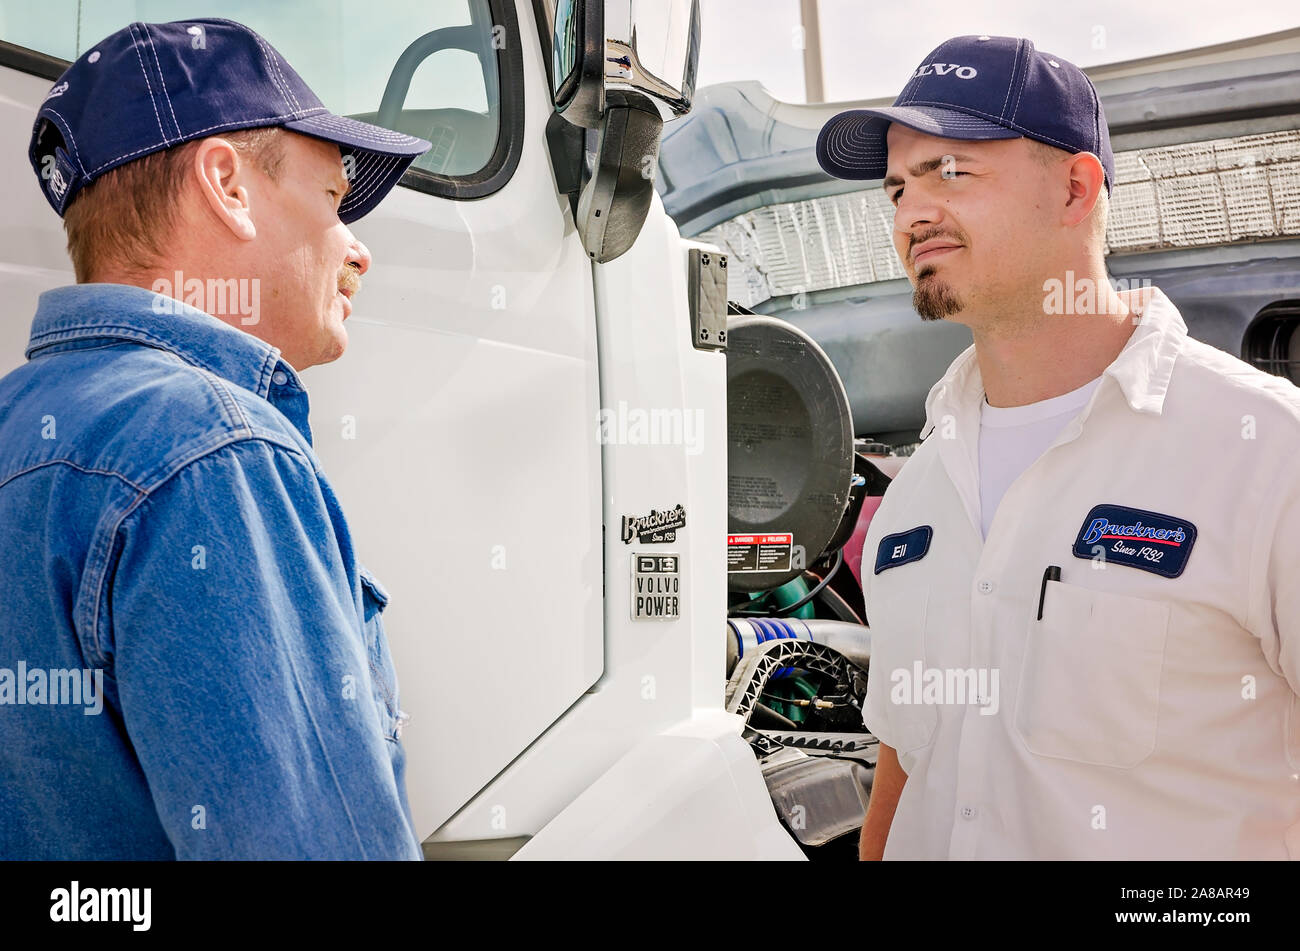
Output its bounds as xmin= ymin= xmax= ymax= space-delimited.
xmin=631 ymin=554 xmax=681 ymax=620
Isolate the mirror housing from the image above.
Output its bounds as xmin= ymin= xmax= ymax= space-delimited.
xmin=553 ymin=0 xmax=699 ymax=128
xmin=548 ymin=0 xmax=701 ymax=262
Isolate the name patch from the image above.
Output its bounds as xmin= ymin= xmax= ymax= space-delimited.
xmin=1072 ymin=504 xmax=1197 ymax=578
xmin=875 ymin=526 xmax=933 ymax=574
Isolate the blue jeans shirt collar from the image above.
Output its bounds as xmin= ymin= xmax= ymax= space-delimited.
xmin=26 ymin=283 xmax=314 ymax=445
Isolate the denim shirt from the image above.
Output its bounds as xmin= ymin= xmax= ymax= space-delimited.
xmin=0 ymin=283 xmax=420 ymax=860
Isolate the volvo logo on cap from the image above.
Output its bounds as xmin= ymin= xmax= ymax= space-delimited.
xmin=913 ymin=63 xmax=978 ymax=79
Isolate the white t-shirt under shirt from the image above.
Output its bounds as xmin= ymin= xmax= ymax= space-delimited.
xmin=978 ymin=374 xmax=1103 ymax=539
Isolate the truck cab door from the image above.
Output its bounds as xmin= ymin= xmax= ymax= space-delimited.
xmin=300 ymin=0 xmax=605 ymax=841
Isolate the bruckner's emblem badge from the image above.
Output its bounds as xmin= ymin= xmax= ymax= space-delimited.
xmin=621 ymin=504 xmax=686 ymax=544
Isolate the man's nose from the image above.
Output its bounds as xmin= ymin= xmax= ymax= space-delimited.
xmin=346 ymin=236 xmax=372 ymax=276
xmin=894 ymin=186 xmax=945 ymax=239
xmin=894 ymin=193 xmax=946 ymax=255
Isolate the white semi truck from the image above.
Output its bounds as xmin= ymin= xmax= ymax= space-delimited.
xmin=0 ymin=0 xmax=878 ymax=859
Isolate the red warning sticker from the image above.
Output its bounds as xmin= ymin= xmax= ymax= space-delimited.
xmin=727 ymin=533 xmax=793 ymax=573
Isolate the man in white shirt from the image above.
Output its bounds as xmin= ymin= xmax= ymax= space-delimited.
xmin=817 ymin=35 xmax=1300 ymax=859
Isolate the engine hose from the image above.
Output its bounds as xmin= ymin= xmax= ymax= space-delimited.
xmin=726 ymin=616 xmax=871 ymax=675
xmin=751 ymin=701 xmax=798 ymax=730
xmin=730 ymin=549 xmax=844 ymax=619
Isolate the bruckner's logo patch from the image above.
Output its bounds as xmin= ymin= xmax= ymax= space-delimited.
xmin=621 ymin=504 xmax=686 ymax=544
xmin=1072 ymin=504 xmax=1197 ymax=578
xmin=875 ymin=526 xmax=933 ymax=574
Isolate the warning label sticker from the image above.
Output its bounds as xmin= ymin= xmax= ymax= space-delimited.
xmin=631 ymin=553 xmax=681 ymax=620
xmin=727 ymin=533 xmax=793 ymax=573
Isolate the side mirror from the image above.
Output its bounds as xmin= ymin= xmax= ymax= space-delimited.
xmin=549 ymin=0 xmax=701 ymax=262
xmin=553 ymin=0 xmax=700 ymax=128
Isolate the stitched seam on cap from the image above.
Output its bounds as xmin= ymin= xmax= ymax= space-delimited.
xmin=41 ymin=107 xmax=86 ymax=173
xmin=269 ymin=43 xmax=302 ymax=111
xmin=253 ymin=33 xmax=292 ymax=110
xmin=128 ymin=23 xmax=169 ymax=145
xmin=142 ymin=26 xmax=182 ymax=139
xmin=1021 ymin=129 xmax=1081 ymax=150
xmin=241 ymin=24 xmax=294 ymax=112
xmin=900 ymin=100 xmax=1079 ymax=149
xmin=253 ymin=31 xmax=300 ymax=112
xmin=1009 ymin=48 xmax=1030 ymax=123
xmin=1092 ymin=85 xmax=1103 ymax=156
xmin=1004 ymin=39 xmax=1024 ymax=121
xmin=272 ymin=46 xmax=302 ymax=111
xmin=84 ymin=111 xmax=307 ymax=176
xmin=829 ymin=136 xmax=880 ymax=159
xmin=349 ymin=156 xmax=401 ymax=209
xmin=999 ymin=41 xmax=1019 ymax=119
xmin=343 ymin=154 xmax=388 ymax=203
xmin=893 ymin=101 xmax=1013 ymax=125
xmin=345 ymin=154 xmax=399 ymax=210
xmin=306 ymin=114 xmax=413 ymax=143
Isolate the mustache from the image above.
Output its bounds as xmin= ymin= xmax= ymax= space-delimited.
xmin=909 ymin=231 xmax=965 ymax=255
xmin=339 ymin=262 xmax=362 ymax=296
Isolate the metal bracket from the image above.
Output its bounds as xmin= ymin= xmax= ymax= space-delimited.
xmin=688 ymin=246 xmax=728 ymax=352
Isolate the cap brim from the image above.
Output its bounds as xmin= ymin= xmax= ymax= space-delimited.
xmin=283 ymin=112 xmax=431 ymax=224
xmin=816 ymin=105 xmax=1021 ymax=181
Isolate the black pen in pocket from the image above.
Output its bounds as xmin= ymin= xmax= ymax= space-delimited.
xmin=1037 ymin=565 xmax=1061 ymax=620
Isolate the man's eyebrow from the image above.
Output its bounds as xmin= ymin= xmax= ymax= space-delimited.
xmin=336 ymin=175 xmax=352 ymax=198
xmin=882 ymin=153 xmax=978 ymax=191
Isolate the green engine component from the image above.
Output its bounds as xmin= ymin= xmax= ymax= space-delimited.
xmin=761 ymin=673 xmax=819 ymax=724
xmin=746 ymin=576 xmax=815 ymax=620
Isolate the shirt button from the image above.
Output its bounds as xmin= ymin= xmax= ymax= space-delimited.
xmin=961 ymin=805 xmax=977 ymax=819
xmin=977 ymin=580 xmax=994 ymax=594
xmin=272 ymin=370 xmax=289 ymax=386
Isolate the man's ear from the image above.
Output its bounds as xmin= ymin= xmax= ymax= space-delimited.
xmin=1061 ymin=151 xmax=1106 ymax=229
xmin=191 ymin=137 xmax=257 ymax=241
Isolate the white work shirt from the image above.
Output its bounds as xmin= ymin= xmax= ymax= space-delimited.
xmin=861 ymin=286 xmax=1300 ymax=859
xmin=979 ymin=374 xmax=1103 ymax=539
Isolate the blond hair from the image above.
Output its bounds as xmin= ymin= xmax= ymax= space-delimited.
xmin=63 ymin=126 xmax=288 ymax=283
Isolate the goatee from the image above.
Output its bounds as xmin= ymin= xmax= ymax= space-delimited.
xmin=913 ymin=269 xmax=963 ymax=321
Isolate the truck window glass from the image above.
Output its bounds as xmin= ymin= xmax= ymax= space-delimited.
xmin=0 ymin=0 xmax=519 ymax=195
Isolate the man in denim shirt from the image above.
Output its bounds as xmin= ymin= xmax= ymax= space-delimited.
xmin=0 ymin=19 xmax=430 ymax=858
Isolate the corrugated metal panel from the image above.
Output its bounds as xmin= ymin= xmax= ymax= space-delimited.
xmin=702 ymin=129 xmax=1300 ymax=308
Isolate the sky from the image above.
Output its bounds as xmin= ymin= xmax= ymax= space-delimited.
xmin=3 ymin=1 xmax=1296 ymax=113
xmin=695 ymin=0 xmax=1300 ymax=103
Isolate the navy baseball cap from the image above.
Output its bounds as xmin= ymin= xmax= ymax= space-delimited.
xmin=29 ymin=18 xmax=431 ymax=222
xmin=817 ymin=35 xmax=1114 ymax=194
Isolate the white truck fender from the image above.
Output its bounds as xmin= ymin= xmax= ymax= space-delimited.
xmin=512 ymin=711 xmax=805 ymax=860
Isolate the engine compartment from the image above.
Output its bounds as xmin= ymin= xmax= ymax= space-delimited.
xmin=724 ymin=305 xmax=897 ymax=858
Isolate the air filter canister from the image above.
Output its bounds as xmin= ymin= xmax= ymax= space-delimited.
xmin=726 ymin=314 xmax=853 ymax=593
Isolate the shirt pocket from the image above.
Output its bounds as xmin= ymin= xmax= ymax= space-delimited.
xmin=867 ymin=590 xmax=939 ymax=758
xmin=358 ymin=565 xmax=407 ymax=743
xmin=1014 ymin=581 xmax=1170 ymax=768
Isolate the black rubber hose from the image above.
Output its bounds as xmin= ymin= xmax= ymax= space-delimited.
xmin=751 ymin=701 xmax=799 ymax=730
